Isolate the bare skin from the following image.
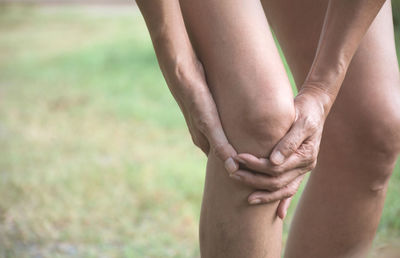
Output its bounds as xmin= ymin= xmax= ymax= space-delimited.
xmin=264 ymin=1 xmax=400 ymax=257
xmin=137 ymin=0 xmax=400 ymax=257
xmin=179 ymin=1 xmax=295 ymax=256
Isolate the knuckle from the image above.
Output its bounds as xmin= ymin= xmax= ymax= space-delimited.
xmin=297 ymin=142 xmax=318 ymax=165
xmin=285 ymin=188 xmax=296 ymax=198
xmin=284 ymin=183 xmax=299 ymax=197
xmin=259 ymin=195 xmax=272 ymax=203
xmin=309 ymin=160 xmax=317 ymax=170
xmin=267 ymin=176 xmax=286 ymax=191
xmin=303 ymin=166 xmax=312 ymax=173
xmin=270 ymin=166 xmax=284 ymax=176
xmin=306 ymin=144 xmax=315 ymax=157
xmin=283 ymin=140 xmax=297 ymax=154
xmin=306 ymin=154 xmax=316 ymax=165
xmin=298 ymin=142 xmax=312 ymax=156
xmin=307 ymin=142 xmax=319 ymax=159
xmin=306 ymin=158 xmax=317 ymax=171
xmin=312 ymin=149 xmax=319 ymax=160
xmin=248 ymin=179 xmax=258 ymax=188
xmin=304 ymin=116 xmax=319 ymax=131
xmin=297 ymin=168 xmax=306 ymax=177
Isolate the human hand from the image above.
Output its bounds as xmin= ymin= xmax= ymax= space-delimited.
xmin=231 ymin=86 xmax=333 ymax=219
xmin=174 ymin=59 xmax=239 ymax=174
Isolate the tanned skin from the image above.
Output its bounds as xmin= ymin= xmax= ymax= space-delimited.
xmin=136 ymin=0 xmax=400 ymax=257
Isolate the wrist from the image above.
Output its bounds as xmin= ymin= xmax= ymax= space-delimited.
xmin=159 ymin=53 xmax=210 ymax=111
xmin=302 ymin=55 xmax=348 ymax=116
xmin=296 ymin=83 xmax=335 ymax=119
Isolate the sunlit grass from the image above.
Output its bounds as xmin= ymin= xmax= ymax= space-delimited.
xmin=0 ymin=5 xmax=399 ymax=257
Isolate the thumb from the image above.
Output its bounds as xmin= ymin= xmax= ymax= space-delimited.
xmin=277 ymin=197 xmax=293 ymax=219
xmin=270 ymin=121 xmax=305 ymax=165
xmin=207 ymin=125 xmax=238 ymax=175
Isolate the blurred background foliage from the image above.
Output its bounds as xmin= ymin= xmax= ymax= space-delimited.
xmin=394 ymin=0 xmax=400 ymax=25
xmin=0 ymin=1 xmax=399 ymax=257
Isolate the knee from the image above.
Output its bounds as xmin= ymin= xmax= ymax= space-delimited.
xmin=231 ymin=97 xmax=296 ymax=156
xmin=354 ymin=108 xmax=400 ymax=191
xmin=360 ymin=109 xmax=400 ymax=161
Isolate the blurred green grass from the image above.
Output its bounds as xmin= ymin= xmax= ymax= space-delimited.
xmin=0 ymin=5 xmax=399 ymax=258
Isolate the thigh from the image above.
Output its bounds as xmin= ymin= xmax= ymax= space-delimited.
xmin=260 ymin=0 xmax=400 ymax=178
xmin=262 ymin=0 xmax=400 ymax=134
xmin=179 ymin=0 xmax=295 ymax=155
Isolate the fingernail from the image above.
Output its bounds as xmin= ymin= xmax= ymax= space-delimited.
xmin=249 ymin=199 xmax=261 ymax=205
xmin=271 ymin=151 xmax=284 ymax=165
xmin=282 ymin=209 xmax=287 ymax=219
xmin=224 ymin=157 xmax=238 ymax=174
xmin=234 ymin=156 xmax=246 ymax=165
xmin=230 ymin=173 xmax=242 ymax=181
xmin=230 ymin=171 xmax=244 ymax=179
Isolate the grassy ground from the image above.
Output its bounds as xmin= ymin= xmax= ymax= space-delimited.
xmin=0 ymin=5 xmax=399 ymax=258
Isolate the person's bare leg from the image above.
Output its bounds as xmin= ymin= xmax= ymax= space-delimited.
xmin=179 ymin=0 xmax=295 ymax=257
xmin=261 ymin=0 xmax=400 ymax=257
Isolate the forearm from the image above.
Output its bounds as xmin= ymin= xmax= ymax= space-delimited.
xmin=136 ymin=0 xmax=201 ymax=103
xmin=137 ymin=0 xmax=240 ymax=165
xmin=302 ymin=0 xmax=386 ymax=114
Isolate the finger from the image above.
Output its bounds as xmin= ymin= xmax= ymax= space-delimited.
xmin=269 ymin=121 xmax=308 ymax=166
xmin=235 ymin=149 xmax=314 ymax=176
xmin=272 ymin=141 xmax=316 ymax=172
xmin=277 ymin=197 xmax=293 ymax=220
xmin=247 ymin=175 xmax=304 ymax=204
xmin=234 ymin=153 xmax=275 ymax=176
xmin=230 ymin=167 xmax=303 ymax=192
xmin=207 ymin=125 xmax=238 ymax=174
